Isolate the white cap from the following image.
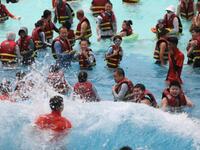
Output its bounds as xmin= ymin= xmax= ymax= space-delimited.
xmin=166 ymin=5 xmax=175 ymax=13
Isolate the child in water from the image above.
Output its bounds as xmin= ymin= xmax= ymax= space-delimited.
xmin=119 ymin=20 xmax=133 ymax=37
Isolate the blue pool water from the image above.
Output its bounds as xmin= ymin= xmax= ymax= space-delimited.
xmin=0 ymin=0 xmax=200 ymax=149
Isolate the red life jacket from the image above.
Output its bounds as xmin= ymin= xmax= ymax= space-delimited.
xmin=144 ymin=90 xmax=157 ymax=107
xmin=106 ymin=45 xmax=122 ymax=68
xmin=153 ymin=38 xmax=169 ymax=61
xmin=67 ymin=29 xmax=75 ymax=47
xmin=0 ymin=40 xmax=16 ymax=63
xmin=74 ymin=81 xmax=96 ymax=101
xmin=192 ymin=37 xmax=200 ymax=66
xmin=120 ymin=26 xmax=133 ymax=36
xmin=35 ymin=111 xmax=72 ymax=132
xmin=166 ymin=47 xmax=184 ymax=84
xmin=114 ymin=78 xmax=134 ymax=100
xmin=0 ymin=4 xmax=9 ymax=22
xmin=52 ymin=37 xmax=72 ymax=59
xmin=163 ymin=14 xmax=182 ymax=33
xmin=32 ymin=27 xmax=43 ymax=50
xmin=76 ymin=17 xmax=92 ymax=39
xmin=180 ymin=0 xmax=194 ymax=20
xmin=0 ymin=94 xmax=10 ymax=101
xmin=42 ymin=19 xmax=54 ymax=40
xmin=162 ymin=88 xmax=187 ymax=107
xmin=99 ymin=11 xmax=116 ymax=31
xmin=78 ymin=48 xmax=96 ymax=69
xmin=17 ymin=36 xmax=32 ymax=53
xmin=90 ymin=0 xmax=107 ymax=16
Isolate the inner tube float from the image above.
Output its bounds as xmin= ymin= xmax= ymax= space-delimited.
xmin=122 ymin=33 xmax=139 ymax=42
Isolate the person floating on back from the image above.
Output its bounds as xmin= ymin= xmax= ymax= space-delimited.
xmin=35 ymin=95 xmax=72 ymax=132
xmin=161 ymin=80 xmax=193 ymax=112
xmin=105 ymin=35 xmax=123 ymax=68
xmin=73 ymin=71 xmax=100 ymax=102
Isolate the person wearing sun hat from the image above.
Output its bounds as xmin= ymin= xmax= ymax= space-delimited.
xmin=163 ymin=5 xmax=182 ymax=35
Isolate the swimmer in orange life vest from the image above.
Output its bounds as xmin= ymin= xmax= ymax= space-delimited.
xmin=119 ymin=20 xmax=133 ymax=37
xmin=35 ymin=95 xmax=72 ymax=132
xmin=161 ymin=80 xmax=193 ymax=112
xmin=166 ymin=37 xmax=184 ymax=84
xmin=47 ymin=64 xmax=70 ymax=95
xmin=73 ymin=71 xmax=100 ymax=102
xmin=0 ymin=0 xmax=21 ymax=23
xmin=0 ymin=79 xmax=13 ymax=101
xmin=131 ymin=84 xmax=158 ymax=107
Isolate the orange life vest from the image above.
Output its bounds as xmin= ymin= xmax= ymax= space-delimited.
xmin=99 ymin=11 xmax=116 ymax=31
xmin=74 ymin=81 xmax=96 ymax=101
xmin=0 ymin=40 xmax=17 ymax=63
xmin=114 ymin=78 xmax=134 ymax=101
xmin=0 ymin=5 xmax=9 ymax=22
xmin=180 ymin=0 xmax=194 ymax=20
xmin=76 ymin=17 xmax=92 ymax=39
xmin=90 ymin=0 xmax=107 ymax=16
xmin=32 ymin=27 xmax=43 ymax=50
xmin=78 ymin=48 xmax=96 ymax=69
xmin=52 ymin=37 xmax=72 ymax=59
xmin=153 ymin=38 xmax=169 ymax=61
xmin=162 ymin=88 xmax=187 ymax=107
xmin=35 ymin=111 xmax=72 ymax=132
xmin=106 ymin=45 xmax=122 ymax=68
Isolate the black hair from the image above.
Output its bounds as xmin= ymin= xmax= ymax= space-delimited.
xmin=42 ymin=10 xmax=51 ymax=19
xmin=134 ymin=83 xmax=146 ymax=91
xmin=62 ymin=21 xmax=72 ymax=30
xmin=191 ymin=27 xmax=200 ymax=33
xmin=167 ymin=36 xmax=178 ymax=46
xmin=114 ymin=68 xmax=125 ymax=77
xmin=49 ymin=96 xmax=64 ymax=111
xmin=106 ymin=1 xmax=113 ymax=6
xmin=80 ymin=39 xmax=90 ymax=45
xmin=78 ymin=71 xmax=88 ymax=83
xmin=120 ymin=146 xmax=132 ymax=150
xmin=49 ymin=64 xmax=60 ymax=73
xmin=124 ymin=20 xmax=132 ymax=27
xmin=157 ymin=28 xmax=169 ymax=38
xmin=35 ymin=20 xmax=44 ymax=28
xmin=59 ymin=26 xmax=68 ymax=32
xmin=169 ymin=80 xmax=181 ymax=89
xmin=113 ymin=35 xmax=122 ymax=42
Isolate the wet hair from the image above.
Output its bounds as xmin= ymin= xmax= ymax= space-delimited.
xmin=191 ymin=27 xmax=200 ymax=33
xmin=16 ymin=71 xmax=26 ymax=80
xmin=124 ymin=20 xmax=132 ymax=27
xmin=134 ymin=83 xmax=146 ymax=91
xmin=42 ymin=10 xmax=51 ymax=19
xmin=59 ymin=26 xmax=68 ymax=32
xmin=78 ymin=71 xmax=88 ymax=83
xmin=49 ymin=64 xmax=60 ymax=73
xmin=80 ymin=39 xmax=89 ymax=45
xmin=77 ymin=9 xmax=84 ymax=18
xmin=49 ymin=96 xmax=64 ymax=111
xmin=120 ymin=146 xmax=132 ymax=150
xmin=62 ymin=21 xmax=72 ymax=30
xmin=35 ymin=20 xmax=44 ymax=28
xmin=106 ymin=1 xmax=113 ymax=7
xmin=169 ymin=80 xmax=181 ymax=89
xmin=113 ymin=35 xmax=122 ymax=42
xmin=114 ymin=68 xmax=125 ymax=77
xmin=167 ymin=36 xmax=178 ymax=46
xmin=157 ymin=28 xmax=169 ymax=38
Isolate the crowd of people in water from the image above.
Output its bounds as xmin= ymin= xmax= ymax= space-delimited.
xmin=0 ymin=0 xmax=199 ymax=141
